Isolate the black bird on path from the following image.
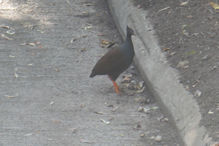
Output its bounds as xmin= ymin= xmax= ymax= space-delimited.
xmin=90 ymin=26 xmax=135 ymax=94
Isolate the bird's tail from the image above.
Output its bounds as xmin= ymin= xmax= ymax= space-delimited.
xmin=89 ymin=70 xmax=95 ymax=78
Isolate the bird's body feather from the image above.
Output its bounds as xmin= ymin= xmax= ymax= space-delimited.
xmin=90 ymin=45 xmax=133 ymax=80
xmin=89 ymin=26 xmax=135 ymax=94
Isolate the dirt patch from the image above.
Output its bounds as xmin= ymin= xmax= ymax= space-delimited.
xmin=132 ymin=0 xmax=219 ymax=141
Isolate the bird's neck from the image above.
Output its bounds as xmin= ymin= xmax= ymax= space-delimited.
xmin=120 ymin=34 xmax=134 ymax=58
xmin=124 ymin=34 xmax=133 ymax=50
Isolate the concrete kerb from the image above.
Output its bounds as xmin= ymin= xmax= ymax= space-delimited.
xmin=107 ymin=0 xmax=216 ymax=145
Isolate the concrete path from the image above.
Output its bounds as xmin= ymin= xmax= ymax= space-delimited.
xmin=0 ymin=0 xmax=181 ymax=145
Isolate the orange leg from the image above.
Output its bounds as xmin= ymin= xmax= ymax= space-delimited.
xmin=112 ymin=80 xmax=120 ymax=94
xmin=108 ymin=76 xmax=120 ymax=94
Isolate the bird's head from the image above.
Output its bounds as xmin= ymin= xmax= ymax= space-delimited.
xmin=126 ymin=26 xmax=134 ymax=36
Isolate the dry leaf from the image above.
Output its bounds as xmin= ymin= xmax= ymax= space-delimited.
xmin=121 ymin=74 xmax=132 ymax=83
xmin=1 ymin=33 xmax=13 ymax=40
xmin=154 ymin=135 xmax=162 ymax=142
xmin=208 ymin=110 xmax=214 ymax=114
xmin=80 ymin=139 xmax=95 ymax=144
xmin=186 ymin=50 xmax=196 ymax=56
xmin=169 ymin=51 xmax=176 ymax=56
xmin=80 ymin=48 xmax=86 ymax=52
xmin=27 ymin=42 xmax=36 ymax=46
xmin=83 ymin=2 xmax=94 ymax=6
xmin=27 ymin=63 xmax=33 ymax=66
xmin=138 ymin=106 xmax=150 ymax=113
xmin=100 ymin=119 xmax=110 ymax=125
xmin=20 ymin=42 xmax=41 ymax=47
xmin=52 ymin=120 xmax=61 ymax=124
xmin=71 ymin=38 xmax=77 ymax=43
xmin=216 ymin=103 xmax=219 ymax=110
xmin=71 ymin=35 xmax=87 ymax=43
xmin=136 ymin=86 xmax=145 ymax=93
xmin=14 ymin=72 xmax=19 ymax=78
xmin=94 ymin=111 xmax=104 ymax=115
xmin=14 ymin=67 xmax=18 ymax=78
xmin=157 ymin=7 xmax=170 ymax=13
xmin=69 ymin=128 xmax=77 ymax=133
xmin=50 ymin=101 xmax=54 ymax=105
xmin=151 ymin=106 xmax=159 ymax=110
xmin=111 ymin=106 xmax=119 ymax=112
xmin=177 ymin=60 xmax=189 ymax=69
xmin=100 ymin=40 xmax=114 ymax=48
xmin=20 ymin=42 xmax=35 ymax=46
xmin=180 ymin=1 xmax=189 ymax=6
xmin=138 ymin=81 xmax=144 ymax=89
xmin=6 ymin=30 xmax=15 ymax=35
xmin=24 ymin=133 xmax=33 ymax=137
xmin=84 ymin=25 xmax=92 ymax=30
xmin=163 ymin=48 xmax=170 ymax=51
xmin=4 ymin=95 xmax=17 ymax=98
xmin=187 ymin=15 xmax=193 ymax=18
xmin=97 ymin=33 xmax=104 ymax=36
xmin=140 ymin=133 xmax=145 ymax=137
xmin=80 ymin=104 xmax=86 ymax=108
xmin=210 ymin=2 xmax=219 ymax=10
xmin=9 ymin=55 xmax=15 ymax=58
xmin=55 ymin=68 xmax=60 ymax=72
xmin=0 ymin=25 xmax=10 ymax=29
xmin=101 ymin=40 xmax=111 ymax=45
xmin=194 ymin=90 xmax=202 ymax=97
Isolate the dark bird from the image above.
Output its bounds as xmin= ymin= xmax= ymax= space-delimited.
xmin=90 ymin=26 xmax=135 ymax=94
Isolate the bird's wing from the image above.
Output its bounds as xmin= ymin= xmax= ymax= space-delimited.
xmin=92 ymin=47 xmax=127 ymax=75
